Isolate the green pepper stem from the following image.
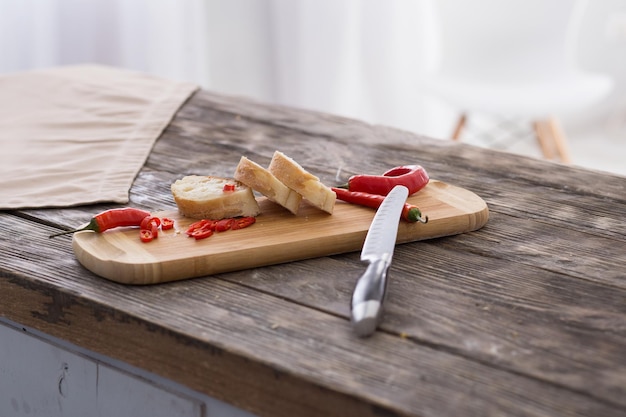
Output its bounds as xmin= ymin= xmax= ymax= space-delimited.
xmin=49 ymin=226 xmax=88 ymax=238
xmin=406 ymin=208 xmax=429 ymax=223
xmin=49 ymin=219 xmax=98 ymax=238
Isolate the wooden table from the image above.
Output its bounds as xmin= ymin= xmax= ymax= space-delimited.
xmin=2 ymin=90 xmax=625 ymax=417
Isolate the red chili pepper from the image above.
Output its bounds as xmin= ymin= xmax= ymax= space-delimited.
xmin=231 ymin=216 xmax=256 ymax=230
xmin=223 ymin=183 xmax=236 ymax=192
xmin=339 ymin=165 xmax=429 ymax=196
xmin=215 ymin=218 xmax=234 ymax=232
xmin=186 ymin=219 xmax=215 ymax=236
xmin=186 ymin=219 xmax=215 ymax=240
xmin=140 ymin=216 xmax=161 ymax=230
xmin=190 ymin=227 xmax=213 ymax=240
xmin=161 ymin=218 xmax=174 ymax=230
xmin=331 ymin=187 xmax=428 ymax=223
xmin=49 ymin=208 xmax=151 ymax=238
xmin=139 ymin=229 xmax=154 ymax=243
xmin=186 ymin=219 xmax=206 ymax=234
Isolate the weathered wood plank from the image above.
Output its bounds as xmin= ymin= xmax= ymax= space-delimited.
xmin=2 ymin=205 xmax=625 ymax=415
xmin=2 ymin=216 xmax=624 ymax=417
xmin=440 ymin=212 xmax=626 ymax=286
xmin=3 ymin=89 xmax=626 ymax=417
xmin=154 ymin=91 xmax=626 ymax=233
xmin=183 ymin=90 xmax=626 ymax=199
xmin=222 ymin=239 xmax=626 ymax=407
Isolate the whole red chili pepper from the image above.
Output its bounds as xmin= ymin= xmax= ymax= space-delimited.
xmin=332 ymin=187 xmax=428 ymax=223
xmin=339 ymin=165 xmax=429 ymax=196
xmin=49 ymin=207 xmax=151 ymax=237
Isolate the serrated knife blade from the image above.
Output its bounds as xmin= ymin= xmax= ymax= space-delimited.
xmin=351 ymin=185 xmax=409 ymax=337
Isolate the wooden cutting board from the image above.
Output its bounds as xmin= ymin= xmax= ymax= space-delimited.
xmin=72 ymin=180 xmax=489 ymax=285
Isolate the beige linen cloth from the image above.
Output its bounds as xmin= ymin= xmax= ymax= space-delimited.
xmin=0 ymin=64 xmax=198 ymax=209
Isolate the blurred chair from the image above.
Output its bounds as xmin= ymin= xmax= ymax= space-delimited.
xmin=420 ymin=0 xmax=614 ymax=163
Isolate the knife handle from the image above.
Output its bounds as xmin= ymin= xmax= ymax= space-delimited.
xmin=350 ymin=258 xmax=390 ymax=337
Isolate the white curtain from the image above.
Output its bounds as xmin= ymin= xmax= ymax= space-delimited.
xmin=0 ymin=0 xmax=211 ymax=85
xmin=0 ymin=0 xmax=526 ymax=139
xmin=267 ymin=0 xmax=445 ymax=134
xmin=205 ymin=0 xmax=450 ymax=137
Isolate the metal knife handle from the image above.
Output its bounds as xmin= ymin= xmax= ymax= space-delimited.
xmin=350 ymin=257 xmax=390 ymax=337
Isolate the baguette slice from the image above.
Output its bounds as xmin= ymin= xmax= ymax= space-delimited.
xmin=171 ymin=175 xmax=260 ymax=220
xmin=234 ymin=156 xmax=302 ymax=214
xmin=268 ymin=151 xmax=336 ymax=214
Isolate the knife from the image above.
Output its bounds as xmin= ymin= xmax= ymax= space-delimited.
xmin=351 ymin=184 xmax=409 ymax=337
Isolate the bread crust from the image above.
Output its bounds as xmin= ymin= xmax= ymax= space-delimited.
xmin=234 ymin=156 xmax=302 ymax=214
xmin=171 ymin=175 xmax=260 ymax=220
xmin=268 ymin=151 xmax=336 ymax=214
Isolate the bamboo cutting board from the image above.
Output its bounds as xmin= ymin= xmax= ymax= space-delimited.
xmin=72 ymin=180 xmax=489 ymax=285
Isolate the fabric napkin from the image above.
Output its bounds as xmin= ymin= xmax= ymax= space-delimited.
xmin=0 ymin=64 xmax=198 ymax=209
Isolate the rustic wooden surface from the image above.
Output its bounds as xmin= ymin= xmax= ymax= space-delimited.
xmin=2 ymin=89 xmax=626 ymax=417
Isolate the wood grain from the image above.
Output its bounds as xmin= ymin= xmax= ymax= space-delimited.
xmin=2 ymin=89 xmax=625 ymax=417
xmin=1 ymin=215 xmax=623 ymax=417
xmin=72 ymin=180 xmax=488 ymax=284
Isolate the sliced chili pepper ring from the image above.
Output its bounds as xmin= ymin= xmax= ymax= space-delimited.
xmin=343 ymin=165 xmax=429 ymax=196
xmin=190 ymin=228 xmax=213 ymax=240
xmin=215 ymin=218 xmax=234 ymax=232
xmin=161 ymin=218 xmax=174 ymax=230
xmin=140 ymin=216 xmax=161 ymax=230
xmin=140 ymin=229 xmax=154 ymax=243
xmin=231 ymin=217 xmax=256 ymax=230
xmin=186 ymin=219 xmax=210 ymax=236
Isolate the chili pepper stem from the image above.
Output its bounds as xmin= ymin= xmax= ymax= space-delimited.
xmin=405 ymin=207 xmax=429 ymax=224
xmin=49 ymin=226 xmax=90 ymax=238
xmin=49 ymin=218 xmax=100 ymax=238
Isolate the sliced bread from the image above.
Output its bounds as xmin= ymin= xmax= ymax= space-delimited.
xmin=234 ymin=156 xmax=302 ymax=214
xmin=268 ymin=151 xmax=336 ymax=214
xmin=171 ymin=175 xmax=260 ymax=220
